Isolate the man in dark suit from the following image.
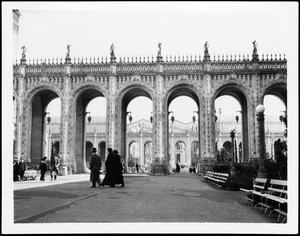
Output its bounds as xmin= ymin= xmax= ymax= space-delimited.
xmin=89 ymin=147 xmax=102 ymax=188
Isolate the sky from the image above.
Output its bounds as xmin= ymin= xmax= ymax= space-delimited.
xmin=2 ymin=2 xmax=299 ymax=234
xmin=12 ymin=2 xmax=293 ymax=122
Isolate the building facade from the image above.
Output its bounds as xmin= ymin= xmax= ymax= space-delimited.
xmin=13 ymin=40 xmax=287 ymax=175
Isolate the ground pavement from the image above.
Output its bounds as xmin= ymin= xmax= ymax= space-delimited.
xmin=13 ymin=172 xmax=281 ymax=227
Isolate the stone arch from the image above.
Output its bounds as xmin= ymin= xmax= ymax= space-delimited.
xmin=212 ymin=82 xmax=252 ymax=162
xmin=163 ymin=82 xmax=204 ymax=168
xmin=21 ymin=83 xmax=63 ymax=163
xmin=115 ymin=82 xmax=155 ymax=168
xmin=261 ymin=80 xmax=287 ymax=106
xmin=174 ymin=140 xmax=186 ymax=164
xmin=69 ymin=83 xmax=108 ymax=173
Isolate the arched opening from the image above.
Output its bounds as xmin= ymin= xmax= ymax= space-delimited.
xmin=30 ymin=90 xmax=60 ymax=164
xmin=175 ymin=141 xmax=186 ymax=165
xmin=214 ymin=85 xmax=249 ymax=162
xmin=167 ymin=88 xmax=200 ymax=170
xmin=191 ymin=141 xmax=199 ymax=166
xmin=98 ymin=141 xmax=106 ymax=163
xmin=74 ymin=88 xmax=106 ymax=173
xmin=128 ymin=141 xmax=139 ymax=172
xmin=144 ymin=141 xmax=153 ymax=169
xmin=120 ymin=87 xmax=153 ymax=172
xmin=85 ymin=141 xmax=93 ymax=168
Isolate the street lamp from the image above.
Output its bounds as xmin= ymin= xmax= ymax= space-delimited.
xmin=256 ymin=104 xmax=267 ymax=178
xmin=230 ymin=127 xmax=237 ymax=176
xmin=127 ymin=111 xmax=133 ymax=123
xmin=169 ymin=111 xmax=175 ymax=124
xmin=44 ymin=112 xmax=51 ymax=124
xmin=150 ymin=111 xmax=153 ymax=123
xmin=192 ymin=111 xmax=199 ymax=123
xmin=85 ymin=112 xmax=91 ymax=123
xmin=235 ymin=110 xmax=242 ymax=124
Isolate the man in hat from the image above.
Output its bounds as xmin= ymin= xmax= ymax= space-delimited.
xmin=39 ymin=157 xmax=48 ymax=181
xmin=89 ymin=147 xmax=102 ymax=188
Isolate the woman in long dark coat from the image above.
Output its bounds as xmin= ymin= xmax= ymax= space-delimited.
xmin=100 ymin=148 xmax=116 ymax=187
xmin=112 ymin=150 xmax=124 ymax=187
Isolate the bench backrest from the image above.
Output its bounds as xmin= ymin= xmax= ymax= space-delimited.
xmin=253 ymin=178 xmax=268 ymax=192
xmin=268 ymin=179 xmax=287 ymax=198
xmin=213 ymin=172 xmax=229 ymax=180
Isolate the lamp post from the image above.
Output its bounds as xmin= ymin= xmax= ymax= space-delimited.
xmin=83 ymin=111 xmax=91 ymax=172
xmin=150 ymin=111 xmax=153 ymax=123
xmin=127 ymin=111 xmax=132 ymax=123
xmin=256 ymin=104 xmax=267 ymax=178
xmin=169 ymin=111 xmax=175 ymax=124
xmin=230 ymin=127 xmax=237 ymax=176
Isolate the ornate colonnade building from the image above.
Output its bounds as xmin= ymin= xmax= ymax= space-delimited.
xmin=13 ymin=41 xmax=287 ymax=175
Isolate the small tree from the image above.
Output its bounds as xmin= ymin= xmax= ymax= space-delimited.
xmin=216 ymin=148 xmax=231 ymax=163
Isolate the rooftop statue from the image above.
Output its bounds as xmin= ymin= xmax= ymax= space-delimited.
xmin=21 ymin=46 xmax=27 ymax=59
xmin=158 ymin=42 xmax=162 ymax=56
xmin=204 ymin=41 xmax=209 ymax=55
xmin=252 ymin=40 xmax=258 ymax=54
xmin=110 ymin=43 xmax=115 ymax=57
xmin=66 ymin=45 xmax=71 ymax=58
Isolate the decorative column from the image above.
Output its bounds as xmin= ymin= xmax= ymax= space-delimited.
xmin=108 ymin=43 xmax=117 ymax=150
xmin=139 ymin=130 xmax=143 ymax=166
xmin=256 ymin=104 xmax=267 ymax=178
xmin=150 ymin=42 xmax=169 ymax=175
xmin=230 ymin=128 xmax=237 ymax=176
xmin=16 ymin=47 xmax=27 ymax=162
xmin=60 ymin=47 xmax=72 ymax=175
xmin=186 ymin=132 xmax=191 ymax=165
xmin=201 ymin=41 xmax=214 ymax=172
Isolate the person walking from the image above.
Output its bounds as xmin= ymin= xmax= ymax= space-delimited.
xmin=135 ymin=162 xmax=139 ymax=173
xmin=89 ymin=147 xmax=102 ymax=188
xmin=176 ymin=162 xmax=181 ymax=173
xmin=39 ymin=157 xmax=48 ymax=181
xmin=100 ymin=148 xmax=116 ymax=187
xmin=18 ymin=158 xmax=26 ymax=181
xmin=113 ymin=150 xmax=125 ymax=187
xmin=50 ymin=154 xmax=60 ymax=181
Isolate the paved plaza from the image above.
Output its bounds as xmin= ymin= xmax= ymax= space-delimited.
xmin=13 ymin=173 xmax=282 ymax=227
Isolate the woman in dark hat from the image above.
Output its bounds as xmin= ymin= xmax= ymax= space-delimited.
xmin=39 ymin=157 xmax=48 ymax=181
xmin=101 ymin=148 xmax=116 ymax=187
xmin=112 ymin=150 xmax=125 ymax=187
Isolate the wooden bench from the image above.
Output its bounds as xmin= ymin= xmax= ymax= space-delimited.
xmin=241 ymin=178 xmax=287 ymax=223
xmin=204 ymin=171 xmax=229 ymax=188
xmin=260 ymin=179 xmax=287 ymax=223
xmin=240 ymin=178 xmax=269 ymax=206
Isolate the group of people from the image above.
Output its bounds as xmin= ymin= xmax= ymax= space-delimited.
xmin=89 ymin=147 xmax=124 ymax=188
xmin=38 ymin=155 xmax=60 ymax=181
xmin=13 ymin=158 xmax=26 ymax=181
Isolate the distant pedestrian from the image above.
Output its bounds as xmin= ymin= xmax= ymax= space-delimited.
xmin=13 ymin=158 xmax=19 ymax=182
xmin=39 ymin=157 xmax=48 ymax=181
xmin=89 ymin=147 xmax=102 ymax=188
xmin=176 ymin=162 xmax=181 ymax=173
xmin=135 ymin=162 xmax=139 ymax=173
xmin=18 ymin=158 xmax=26 ymax=180
xmin=100 ymin=148 xmax=116 ymax=187
xmin=50 ymin=155 xmax=60 ymax=181
xmin=113 ymin=150 xmax=125 ymax=187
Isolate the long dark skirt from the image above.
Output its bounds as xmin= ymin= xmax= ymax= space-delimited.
xmin=101 ymin=171 xmax=115 ymax=186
